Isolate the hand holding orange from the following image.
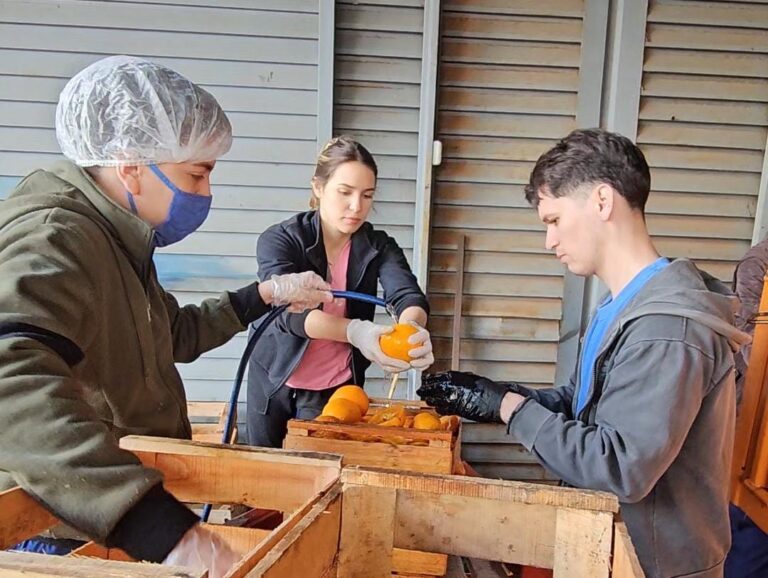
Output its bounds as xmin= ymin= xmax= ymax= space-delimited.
xmin=379 ymin=323 xmax=423 ymax=361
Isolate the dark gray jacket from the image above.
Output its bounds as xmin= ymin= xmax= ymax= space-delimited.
xmin=508 ymin=260 xmax=750 ymax=578
xmin=732 ymin=238 xmax=768 ymax=398
xmin=247 ymin=210 xmax=429 ymax=411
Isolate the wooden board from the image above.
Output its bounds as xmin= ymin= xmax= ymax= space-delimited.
xmin=120 ymin=436 xmax=341 ymax=512
xmin=0 ymin=486 xmax=57 ymax=549
xmin=0 ymin=552 xmax=205 ymax=577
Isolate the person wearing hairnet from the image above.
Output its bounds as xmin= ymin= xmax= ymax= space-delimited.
xmin=0 ymin=55 xmax=332 ymax=577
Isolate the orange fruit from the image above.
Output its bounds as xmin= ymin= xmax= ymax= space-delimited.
xmin=440 ymin=415 xmax=461 ymax=432
xmin=413 ymin=412 xmax=442 ymax=430
xmin=321 ymin=398 xmax=362 ymax=424
xmin=329 ymin=385 xmax=369 ymax=415
xmin=379 ymin=323 xmax=420 ymax=361
xmin=315 ymin=415 xmax=340 ymax=423
xmin=369 ymin=404 xmax=407 ymax=425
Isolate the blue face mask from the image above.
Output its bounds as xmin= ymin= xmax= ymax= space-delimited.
xmin=126 ymin=164 xmax=212 ymax=247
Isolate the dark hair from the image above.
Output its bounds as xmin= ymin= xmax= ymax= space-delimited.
xmin=524 ymin=128 xmax=651 ymax=212
xmin=310 ymin=136 xmax=378 ymax=209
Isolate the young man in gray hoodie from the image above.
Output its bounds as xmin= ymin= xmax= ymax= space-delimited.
xmin=418 ymin=128 xmax=750 ymax=578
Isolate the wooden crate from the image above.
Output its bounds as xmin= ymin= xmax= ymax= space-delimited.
xmin=0 ymin=436 xmax=342 ymax=578
xmin=284 ymin=399 xmax=462 ymax=475
xmin=250 ymin=467 xmax=646 ymax=578
xmin=188 ymin=401 xmax=237 ymax=444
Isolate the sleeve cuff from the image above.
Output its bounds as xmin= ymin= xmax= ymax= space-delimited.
xmin=104 ymin=484 xmax=199 ymax=563
xmin=506 ymin=400 xmax=553 ymax=451
xmin=394 ymin=296 xmax=430 ymax=317
xmin=228 ymin=282 xmax=270 ymax=326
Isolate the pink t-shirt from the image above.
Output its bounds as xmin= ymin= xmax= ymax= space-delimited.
xmin=285 ymin=241 xmax=353 ymax=390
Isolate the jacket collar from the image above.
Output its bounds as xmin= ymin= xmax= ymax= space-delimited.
xmin=50 ymin=161 xmax=155 ymax=281
xmin=305 ymin=210 xmax=378 ymax=289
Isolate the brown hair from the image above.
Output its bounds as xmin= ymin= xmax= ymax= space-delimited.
xmin=310 ymin=136 xmax=378 ymax=209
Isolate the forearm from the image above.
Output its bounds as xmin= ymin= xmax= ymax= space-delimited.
xmin=304 ymin=309 xmax=351 ymax=342
xmin=398 ymin=306 xmax=427 ymax=327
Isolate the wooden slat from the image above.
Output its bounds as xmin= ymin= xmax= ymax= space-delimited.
xmin=642 ymin=144 xmax=764 ymax=172
xmin=0 ymin=0 xmax=318 ymax=38
xmin=552 ymin=508 xmax=612 ymax=578
xmin=429 ymin=271 xmax=563 ymax=298
xmin=239 ymin=484 xmax=342 ymax=578
xmin=335 ymin=55 xmax=422 ymax=84
xmin=119 ymin=436 xmax=341 ymax=512
xmin=336 ymin=4 xmax=423 ymax=34
xmin=429 ymin=294 xmax=562 ymax=319
xmin=0 ymin=23 xmax=317 ymax=65
xmin=440 ymin=87 xmax=576 ymax=115
xmin=336 ymin=81 xmax=420 ymax=108
xmin=611 ymin=522 xmax=646 ymax=578
xmin=439 ymin=112 xmax=575 ymax=139
xmin=652 ymin=167 xmax=761 ymax=195
xmin=0 ymin=49 xmax=318 ymax=90
xmin=442 ymin=12 xmax=582 ymax=42
xmin=429 ymin=249 xmax=563 ymax=276
xmin=428 ymin=315 xmax=561 ymax=341
xmin=648 ymin=0 xmax=768 ymax=28
xmin=637 ymin=120 xmax=768 ymax=150
xmin=440 ymin=135 xmax=558 ymax=161
xmin=0 ymin=487 xmax=57 ymax=549
xmin=338 ymin=485 xmax=396 ymax=578
xmin=441 ymin=38 xmax=581 ymax=68
xmin=647 ymin=191 xmax=757 ymax=219
xmin=443 ymin=0 xmax=584 ymax=18
xmin=0 ymin=552 xmax=205 ymax=577
xmin=429 ymin=359 xmax=556 ymax=383
xmin=646 ymin=213 xmax=753 ymax=240
xmin=641 ymin=73 xmax=768 ymax=104
xmin=639 ymin=97 xmax=768 ymax=127
xmin=335 ymin=29 xmax=422 ymax=59
xmin=644 ymin=48 xmax=768 ymax=78
xmin=433 ymin=338 xmax=558 ymax=363
xmin=646 ymin=22 xmax=768 ymax=53
xmin=440 ymin=62 xmax=579 ymax=91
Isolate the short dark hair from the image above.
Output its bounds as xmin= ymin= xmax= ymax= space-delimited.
xmin=524 ymin=128 xmax=651 ymax=211
xmin=310 ymin=136 xmax=377 ymax=209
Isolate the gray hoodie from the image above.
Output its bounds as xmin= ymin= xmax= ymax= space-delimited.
xmin=508 ymin=259 xmax=750 ymax=578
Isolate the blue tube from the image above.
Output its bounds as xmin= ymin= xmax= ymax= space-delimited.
xmin=201 ymin=290 xmax=389 ymax=522
xmin=330 ymin=290 xmax=386 ymax=308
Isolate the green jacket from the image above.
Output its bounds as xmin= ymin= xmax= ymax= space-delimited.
xmin=0 ymin=161 xmax=261 ymax=560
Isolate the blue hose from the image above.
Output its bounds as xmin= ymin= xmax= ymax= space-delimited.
xmin=200 ymin=289 xmax=388 ymax=522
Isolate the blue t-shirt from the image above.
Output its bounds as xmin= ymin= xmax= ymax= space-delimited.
xmin=574 ymin=257 xmax=670 ymax=417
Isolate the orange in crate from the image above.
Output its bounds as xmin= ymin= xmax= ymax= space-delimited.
xmin=329 ymin=385 xmax=369 ymax=415
xmin=321 ymin=398 xmax=362 ymax=424
xmin=379 ymin=323 xmax=420 ymax=361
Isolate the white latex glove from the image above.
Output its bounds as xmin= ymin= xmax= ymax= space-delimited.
xmin=163 ymin=524 xmax=240 ymax=578
xmin=346 ymin=319 xmax=410 ymax=374
xmin=268 ymin=271 xmax=333 ymax=312
xmin=406 ymin=322 xmax=434 ymax=370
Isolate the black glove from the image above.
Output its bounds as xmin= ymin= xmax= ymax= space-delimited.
xmin=417 ymin=371 xmax=522 ymax=423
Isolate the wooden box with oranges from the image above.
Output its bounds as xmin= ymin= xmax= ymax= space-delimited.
xmin=283 ymin=385 xmax=463 ymax=475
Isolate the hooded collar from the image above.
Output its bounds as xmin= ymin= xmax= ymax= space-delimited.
xmin=50 ymin=161 xmax=155 ymax=282
xmin=602 ymin=259 xmax=751 ymax=353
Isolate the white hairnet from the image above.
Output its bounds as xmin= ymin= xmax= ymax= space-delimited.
xmin=55 ymin=55 xmax=232 ymax=167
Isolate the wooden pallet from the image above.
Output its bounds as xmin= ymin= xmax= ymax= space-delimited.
xmin=0 ymin=436 xmax=341 ymax=578
xmin=284 ymin=399 xmax=462 ymax=475
xmin=250 ymin=467 xmax=646 ymax=578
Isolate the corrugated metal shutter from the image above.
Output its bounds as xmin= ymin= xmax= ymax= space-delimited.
xmin=334 ymin=0 xmax=425 ymax=398
xmin=0 ymin=0 xmax=321 ymax=404
xmin=429 ymin=0 xmax=583 ymax=481
xmin=639 ymin=0 xmax=768 ymax=281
